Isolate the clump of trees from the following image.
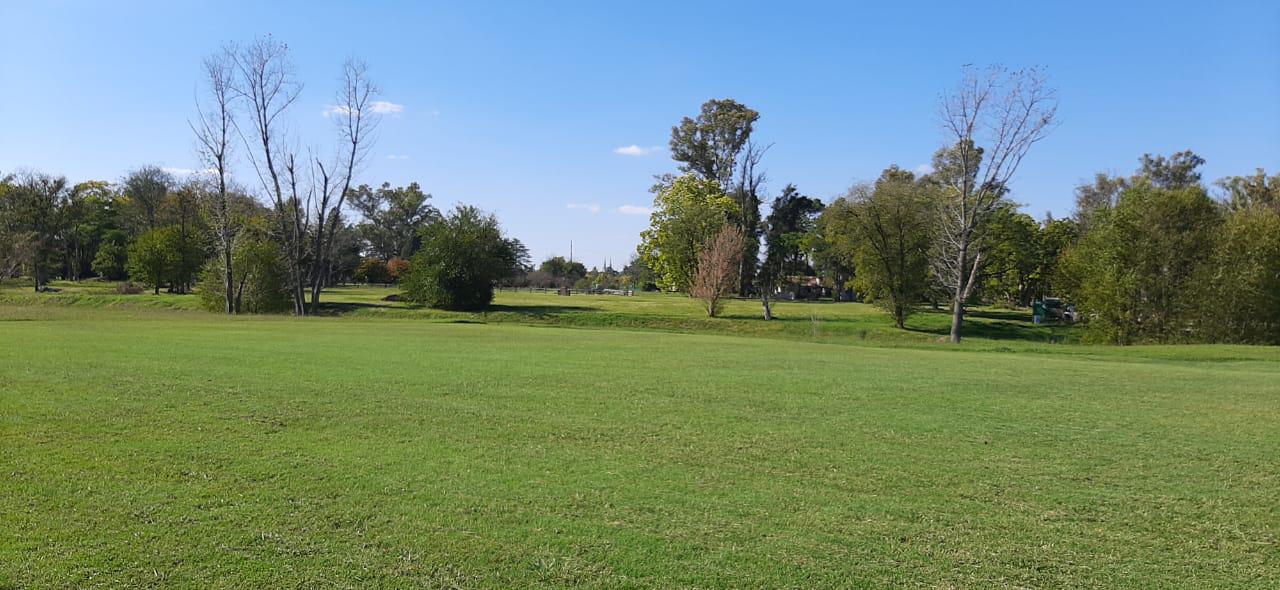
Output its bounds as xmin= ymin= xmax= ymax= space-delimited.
xmin=1058 ymin=156 xmax=1280 ymax=344
xmin=638 ymin=174 xmax=739 ymax=293
xmin=401 ymin=206 xmax=524 ymax=310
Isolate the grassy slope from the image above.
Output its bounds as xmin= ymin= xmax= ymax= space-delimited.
xmin=1 ymin=305 xmax=1277 ymax=588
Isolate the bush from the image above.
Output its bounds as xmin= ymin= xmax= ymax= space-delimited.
xmin=92 ymin=239 xmax=128 ymax=280
xmin=1059 ymin=182 xmax=1221 ymax=344
xmin=115 ymin=281 xmax=144 ymax=295
xmin=198 ymin=233 xmax=291 ymax=314
xmin=1196 ymin=206 xmax=1280 ymax=344
xmin=127 ymin=227 xmax=178 ymax=295
xmin=386 ymin=257 xmax=410 ymax=282
xmin=354 ymin=257 xmax=391 ymax=284
xmin=401 ymin=206 xmax=519 ymax=310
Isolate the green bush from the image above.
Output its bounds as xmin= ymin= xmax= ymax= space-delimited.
xmin=401 ymin=206 xmax=518 ymax=310
xmin=127 ymin=227 xmax=178 ymax=294
xmin=198 ymin=233 xmax=291 ymax=314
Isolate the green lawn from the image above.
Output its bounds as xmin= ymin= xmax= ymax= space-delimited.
xmin=1 ymin=286 xmax=1278 ymax=588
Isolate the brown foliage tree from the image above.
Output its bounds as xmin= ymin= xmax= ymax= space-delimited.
xmin=689 ymin=225 xmax=746 ymax=317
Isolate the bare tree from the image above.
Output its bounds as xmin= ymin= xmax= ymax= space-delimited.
xmin=733 ymin=140 xmax=768 ymax=297
xmin=932 ymin=65 xmax=1057 ymax=342
xmin=307 ymin=59 xmax=380 ymax=310
xmin=228 ymin=36 xmax=307 ymax=315
xmin=690 ymin=224 xmax=746 ymax=317
xmin=192 ymin=46 xmax=238 ymax=314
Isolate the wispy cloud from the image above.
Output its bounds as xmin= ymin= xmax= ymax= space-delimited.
xmin=386 ymin=154 xmax=410 ymax=160
xmin=567 ymin=202 xmax=601 ymax=214
xmin=323 ymin=100 xmax=405 ymax=118
xmin=161 ymin=167 xmax=215 ymax=178
xmin=322 ymin=105 xmax=350 ymax=118
xmin=617 ymin=204 xmax=652 ymax=216
xmin=371 ymin=100 xmax=405 ymax=115
xmin=914 ymin=163 xmax=935 ymax=176
xmin=613 ymin=144 xmax=663 ymax=157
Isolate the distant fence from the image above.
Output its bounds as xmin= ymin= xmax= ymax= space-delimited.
xmin=496 ymin=286 xmax=635 ymax=296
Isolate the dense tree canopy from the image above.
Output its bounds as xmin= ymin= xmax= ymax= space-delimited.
xmin=1060 ymin=181 xmax=1222 ymax=344
xmin=401 ymin=206 xmax=520 ymax=310
xmin=637 ymin=174 xmax=739 ymax=292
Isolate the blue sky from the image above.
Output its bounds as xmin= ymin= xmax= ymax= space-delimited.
xmin=3 ymin=1 xmax=1278 ymax=268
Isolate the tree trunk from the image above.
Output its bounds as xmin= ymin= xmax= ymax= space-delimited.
xmin=223 ymin=246 xmax=234 ymax=315
xmin=761 ymin=291 xmax=772 ymax=320
xmin=948 ymin=241 xmax=968 ymax=343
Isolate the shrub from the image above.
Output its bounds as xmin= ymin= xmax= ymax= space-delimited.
xmin=354 ymin=257 xmax=391 ymax=284
xmin=127 ymin=227 xmax=178 ymax=294
xmin=115 ymin=281 xmax=144 ymax=295
xmin=386 ymin=257 xmax=410 ymax=282
xmin=401 ymin=206 xmax=519 ymax=310
xmin=198 ymin=233 xmax=291 ymax=314
xmin=91 ymin=238 xmax=128 ymax=280
xmin=1196 ymin=206 xmax=1280 ymax=344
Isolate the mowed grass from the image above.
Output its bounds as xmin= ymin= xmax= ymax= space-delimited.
xmin=2 ymin=280 xmax=1076 ymax=349
xmin=2 ymin=304 xmax=1278 ymax=588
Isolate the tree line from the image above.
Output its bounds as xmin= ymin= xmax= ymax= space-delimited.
xmin=0 ymin=36 xmax=534 ymax=313
xmin=636 ymin=66 xmax=1280 ymax=344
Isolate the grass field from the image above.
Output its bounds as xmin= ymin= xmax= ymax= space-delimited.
xmin=1 ymin=283 xmax=1278 ymax=588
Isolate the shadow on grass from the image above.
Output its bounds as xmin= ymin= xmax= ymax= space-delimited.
xmin=311 ymin=300 xmax=597 ymax=317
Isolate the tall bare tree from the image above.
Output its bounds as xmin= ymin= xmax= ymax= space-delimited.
xmin=228 ymin=36 xmax=307 ymax=315
xmin=192 ymin=46 xmax=238 ymax=314
xmin=307 ymin=59 xmax=379 ymax=310
xmin=932 ymin=65 xmax=1057 ymax=342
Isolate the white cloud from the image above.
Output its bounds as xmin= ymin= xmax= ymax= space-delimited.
xmin=371 ymin=100 xmax=404 ymax=115
xmin=386 ymin=154 xmax=410 ymax=160
xmin=914 ymin=163 xmax=935 ymax=176
xmin=161 ymin=167 xmax=215 ymax=178
xmin=613 ymin=144 xmax=663 ymax=157
xmin=617 ymin=204 xmax=652 ymax=216
xmin=323 ymin=100 xmax=405 ymax=118
xmin=567 ymin=202 xmax=601 ymax=214
xmin=321 ymin=105 xmax=350 ymax=118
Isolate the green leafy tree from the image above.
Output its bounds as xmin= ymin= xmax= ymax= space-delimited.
xmin=1073 ymin=173 xmax=1128 ymax=234
xmin=1196 ymin=206 xmax=1280 ymax=344
xmin=638 ymin=174 xmax=739 ymax=292
xmin=62 ymin=180 xmax=123 ymax=280
xmin=159 ymin=184 xmax=209 ymax=293
xmin=120 ymin=165 xmax=173 ymax=232
xmin=198 ymin=218 xmax=291 ymax=313
xmin=669 ymin=98 xmax=764 ymax=295
xmin=978 ymin=205 xmax=1042 ymax=306
xmin=91 ymin=231 xmax=129 ymax=280
xmin=758 ymin=184 xmax=823 ymax=318
xmin=538 ymin=256 xmax=586 ymax=284
xmin=1138 ymin=150 xmax=1205 ymax=189
xmin=0 ymin=172 xmax=70 ymax=290
xmin=128 ymin=227 xmax=179 ymax=294
xmin=348 ymin=181 xmax=439 ymax=260
xmin=1060 ymin=181 xmax=1221 ymax=344
xmin=1216 ymin=168 xmax=1279 ymax=212
xmin=845 ymin=170 xmax=936 ymax=328
xmin=809 ymin=200 xmax=859 ymax=302
xmin=401 ymin=205 xmax=519 ymax=310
